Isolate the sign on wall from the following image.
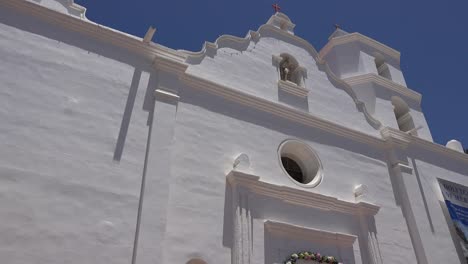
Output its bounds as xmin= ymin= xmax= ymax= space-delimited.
xmin=439 ymin=179 xmax=468 ymax=263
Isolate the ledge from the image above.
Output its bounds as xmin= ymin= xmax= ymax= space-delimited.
xmin=154 ymin=89 xmax=179 ymax=104
xmin=343 ymin=74 xmax=422 ymax=104
xmin=392 ymin=162 xmax=413 ymax=174
xmin=380 ymin=127 xmax=413 ymax=149
xmin=265 ymin=220 xmax=357 ymax=246
xmin=278 ymin=80 xmax=309 ymax=97
xmin=227 ymin=170 xmax=380 ymax=216
xmin=412 ymin=134 xmax=468 ymax=164
xmin=319 ymin=32 xmax=400 ymax=63
xmin=381 ymin=127 xmax=468 ymax=163
xmin=181 ymin=74 xmax=385 ymax=147
xmin=182 ymin=73 xmax=468 ymax=166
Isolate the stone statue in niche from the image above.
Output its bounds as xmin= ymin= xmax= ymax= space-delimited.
xmin=279 ymin=57 xmax=293 ymax=82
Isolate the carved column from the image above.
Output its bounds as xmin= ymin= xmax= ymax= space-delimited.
xmin=231 ymin=184 xmax=252 ymax=264
xmin=355 ymin=185 xmax=382 ymax=264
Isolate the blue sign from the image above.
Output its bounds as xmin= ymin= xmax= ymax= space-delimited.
xmin=439 ymin=179 xmax=468 ymax=263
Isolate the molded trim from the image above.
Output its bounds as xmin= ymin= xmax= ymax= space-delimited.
xmin=319 ymin=32 xmax=401 ymax=63
xmin=181 ymin=74 xmax=385 ymax=147
xmin=382 ymin=127 xmax=468 ymax=163
xmin=278 ymin=80 xmax=309 ymax=97
xmin=154 ymin=89 xmax=179 ymax=104
xmin=2 ymin=0 xmax=188 ymax=75
xmin=392 ymin=162 xmax=414 ymax=174
xmin=227 ymin=170 xmax=380 ymax=216
xmin=381 ymin=127 xmax=413 ymax=149
xmin=265 ymin=220 xmax=357 ymax=246
xmin=5 ymin=0 xmax=468 ymax=166
xmin=343 ymin=74 xmax=422 ymax=104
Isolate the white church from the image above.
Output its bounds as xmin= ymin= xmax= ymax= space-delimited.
xmin=1 ymin=1 xmax=468 ymax=264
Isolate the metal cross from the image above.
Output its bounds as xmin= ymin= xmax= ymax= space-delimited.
xmin=272 ymin=3 xmax=281 ymax=13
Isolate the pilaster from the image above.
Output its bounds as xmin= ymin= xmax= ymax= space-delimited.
xmin=391 ymin=159 xmax=429 ymax=264
xmin=231 ymin=184 xmax=253 ymax=264
xmin=354 ymin=185 xmax=382 ymax=264
xmin=382 ymin=128 xmax=428 ymax=263
xmin=132 ymin=88 xmax=179 ymax=264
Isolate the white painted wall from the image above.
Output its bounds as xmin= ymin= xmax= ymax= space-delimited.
xmin=186 ymin=37 xmax=380 ymax=138
xmin=349 ymin=82 xmax=433 ymax=141
xmin=322 ymin=39 xmax=408 ymax=86
xmin=386 ymin=63 xmax=407 ymax=87
xmin=0 ymin=3 xmax=467 ymax=264
xmin=164 ymin=89 xmax=416 ymax=263
xmin=0 ymin=8 xmax=153 ymax=264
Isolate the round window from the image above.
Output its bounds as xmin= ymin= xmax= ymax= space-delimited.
xmin=278 ymin=140 xmax=323 ymax=187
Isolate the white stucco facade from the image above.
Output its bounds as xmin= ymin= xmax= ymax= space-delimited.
xmin=1 ymin=1 xmax=468 ymax=264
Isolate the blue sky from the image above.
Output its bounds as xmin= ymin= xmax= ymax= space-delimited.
xmin=76 ymin=0 xmax=467 ymax=147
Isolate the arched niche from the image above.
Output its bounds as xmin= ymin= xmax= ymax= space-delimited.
xmin=277 ymin=53 xmax=305 ymax=87
xmin=391 ymin=96 xmax=416 ymax=134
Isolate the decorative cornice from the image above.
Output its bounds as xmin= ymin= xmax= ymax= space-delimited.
xmin=5 ymin=1 xmax=468 ymax=168
xmin=181 ymin=72 xmax=468 ymax=167
xmin=227 ymin=170 xmax=380 ymax=216
xmin=380 ymin=127 xmax=412 ymax=149
xmin=318 ymin=32 xmax=401 ymax=63
xmin=2 ymin=0 xmax=187 ymax=72
xmin=278 ymin=80 xmax=309 ymax=97
xmin=343 ymin=74 xmax=422 ymax=104
xmin=152 ymin=53 xmax=188 ymax=76
xmin=412 ymin=135 xmax=468 ymax=164
xmin=264 ymin=220 xmax=357 ymax=246
xmin=381 ymin=127 xmax=468 ymax=164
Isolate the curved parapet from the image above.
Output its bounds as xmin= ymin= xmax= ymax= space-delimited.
xmin=180 ymin=13 xmax=383 ymax=131
xmin=180 ymin=30 xmax=260 ymax=65
xmin=27 ymin=0 xmax=87 ymax=19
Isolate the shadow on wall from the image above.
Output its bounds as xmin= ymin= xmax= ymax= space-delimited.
xmin=113 ymin=68 xmax=143 ymax=161
xmin=278 ymin=88 xmax=309 ymax=111
xmin=262 ymin=26 xmax=380 ymax=131
xmin=114 ymin=69 xmax=158 ymax=161
xmin=406 ymin=146 xmax=468 ymax=177
xmin=0 ymin=8 xmax=150 ymax=68
xmin=315 ymin=63 xmax=381 ymax=130
xmin=222 ymin=183 xmax=234 ymax=249
xmin=0 ymin=7 xmax=159 ymax=162
xmin=180 ymin=86 xmax=385 ymax=162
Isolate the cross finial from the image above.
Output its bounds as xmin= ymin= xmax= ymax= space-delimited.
xmin=272 ymin=3 xmax=281 ymax=13
xmin=334 ymin=24 xmax=341 ymax=29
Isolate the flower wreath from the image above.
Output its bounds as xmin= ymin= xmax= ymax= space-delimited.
xmin=284 ymin=251 xmax=342 ymax=264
